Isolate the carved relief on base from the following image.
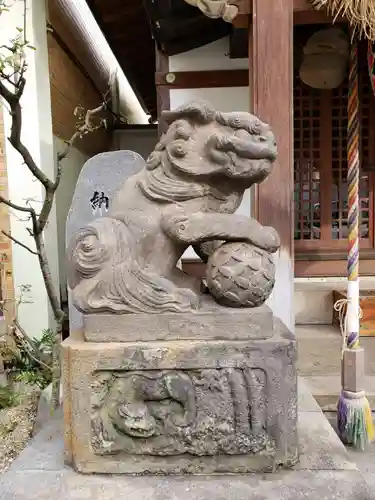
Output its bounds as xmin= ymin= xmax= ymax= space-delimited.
xmin=91 ymin=368 xmax=272 ymax=456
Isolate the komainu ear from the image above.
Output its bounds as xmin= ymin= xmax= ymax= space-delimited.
xmin=162 ymin=101 xmax=216 ymax=126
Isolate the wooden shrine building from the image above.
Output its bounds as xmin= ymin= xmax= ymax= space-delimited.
xmin=87 ymin=0 xmax=375 ymax=330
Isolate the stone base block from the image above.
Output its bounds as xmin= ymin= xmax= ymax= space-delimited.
xmin=82 ymin=303 xmax=274 ymax=342
xmin=63 ymin=318 xmax=298 ymax=474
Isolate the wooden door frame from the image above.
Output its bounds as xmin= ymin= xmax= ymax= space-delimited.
xmin=294 ymin=37 xmax=375 ymax=277
xmin=156 ymin=3 xmax=375 ymax=280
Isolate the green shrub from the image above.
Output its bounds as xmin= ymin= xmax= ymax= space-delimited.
xmin=0 ymin=384 xmax=19 ymax=409
xmin=6 ymin=328 xmax=53 ymax=389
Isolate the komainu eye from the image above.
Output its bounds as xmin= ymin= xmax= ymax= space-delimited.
xmin=171 ymin=140 xmax=187 ymax=157
xmin=231 ymin=117 xmax=242 ymax=128
xmin=250 ymin=121 xmax=262 ymax=135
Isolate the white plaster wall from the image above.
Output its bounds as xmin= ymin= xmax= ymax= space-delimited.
xmin=54 ymin=137 xmax=88 ymax=303
xmin=1 ymin=0 xmax=59 ymax=339
xmin=169 ymin=38 xmax=248 ymax=72
xmin=168 ymin=37 xmax=296 ymax=331
xmin=169 ymin=38 xmax=250 ymax=258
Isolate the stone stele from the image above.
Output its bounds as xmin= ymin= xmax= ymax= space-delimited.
xmin=66 ymin=150 xmax=145 ymax=334
xmin=63 ymin=100 xmax=298 ymax=475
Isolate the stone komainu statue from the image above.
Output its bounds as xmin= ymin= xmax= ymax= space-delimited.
xmin=67 ymin=101 xmax=280 ymax=314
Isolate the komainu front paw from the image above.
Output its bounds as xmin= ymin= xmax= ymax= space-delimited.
xmin=162 ymin=213 xmax=192 ymax=243
xmin=258 ymin=226 xmax=280 ymax=253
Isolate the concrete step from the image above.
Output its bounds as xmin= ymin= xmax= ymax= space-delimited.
xmin=297 ymin=325 xmax=375 ymax=376
xmin=296 ymin=325 xmax=375 ymax=410
xmin=304 ymin=375 xmax=375 ymax=411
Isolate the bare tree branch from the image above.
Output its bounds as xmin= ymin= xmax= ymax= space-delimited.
xmin=11 ymin=319 xmax=52 ymax=372
xmin=37 ymin=100 xmax=108 ymax=232
xmin=0 ymin=194 xmax=39 ymax=237
xmin=0 ymin=22 xmax=112 ymax=406
xmin=55 ymin=101 xmax=108 ymax=185
xmin=0 ymin=193 xmax=35 ymax=215
xmin=0 ymin=79 xmax=54 ymax=190
xmin=1 ymin=230 xmax=39 ymax=255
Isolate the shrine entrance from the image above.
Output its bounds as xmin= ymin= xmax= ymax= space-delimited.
xmin=293 ymin=26 xmax=375 ymax=277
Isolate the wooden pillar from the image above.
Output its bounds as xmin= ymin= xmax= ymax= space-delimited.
xmin=251 ymin=0 xmax=294 ymax=330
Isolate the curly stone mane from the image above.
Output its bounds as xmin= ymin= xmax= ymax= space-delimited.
xmin=138 ymin=145 xmax=218 ymax=204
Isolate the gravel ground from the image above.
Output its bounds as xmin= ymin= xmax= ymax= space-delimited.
xmin=0 ymin=386 xmax=41 ymax=473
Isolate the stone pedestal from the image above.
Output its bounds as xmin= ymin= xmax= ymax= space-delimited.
xmin=62 ymin=307 xmax=298 ymax=475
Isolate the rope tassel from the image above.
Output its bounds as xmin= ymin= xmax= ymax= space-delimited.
xmin=338 ymin=390 xmax=374 ymax=449
xmin=336 ymin=37 xmax=374 ymax=450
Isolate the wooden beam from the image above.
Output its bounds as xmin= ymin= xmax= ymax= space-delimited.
xmin=230 ymin=28 xmax=248 ymax=59
xmin=293 ymin=0 xmax=315 ymax=11
xmin=232 ymin=14 xmax=249 ymax=29
xmin=182 ymin=254 xmax=375 ymax=278
xmin=251 ymin=0 xmax=294 ymax=330
xmin=155 ymin=70 xmax=248 ymax=89
xmin=295 ymin=258 xmax=375 ymax=277
xmin=234 ymin=1 xmax=344 ymax=27
xmin=155 ymin=48 xmax=170 ymax=136
xmin=294 ymin=10 xmax=344 ymax=24
xmin=112 ymin=124 xmax=158 ymax=131
xmin=234 ymin=0 xmax=252 ymax=15
xmin=235 ymin=0 xmax=333 ymax=14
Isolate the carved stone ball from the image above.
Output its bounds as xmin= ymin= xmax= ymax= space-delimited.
xmin=206 ymin=242 xmax=276 ymax=308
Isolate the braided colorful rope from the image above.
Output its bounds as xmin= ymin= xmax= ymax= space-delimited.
xmin=337 ymin=37 xmax=375 ymax=450
xmin=368 ymin=40 xmax=375 ymax=95
xmin=347 ymin=40 xmax=360 ymax=350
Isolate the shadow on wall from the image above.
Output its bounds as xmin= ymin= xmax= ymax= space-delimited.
xmin=111 ymin=128 xmax=158 ymax=159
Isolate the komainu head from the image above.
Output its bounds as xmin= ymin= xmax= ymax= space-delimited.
xmin=152 ymin=100 xmax=277 ymax=185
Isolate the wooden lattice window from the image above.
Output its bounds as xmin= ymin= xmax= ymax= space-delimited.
xmin=294 ymin=84 xmax=321 ymax=241
xmin=294 ymin=39 xmax=375 ymax=251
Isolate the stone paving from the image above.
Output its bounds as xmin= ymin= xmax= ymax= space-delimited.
xmin=297 ymin=325 xmax=375 ymax=410
xmin=326 ymin=413 xmax=375 ymax=491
